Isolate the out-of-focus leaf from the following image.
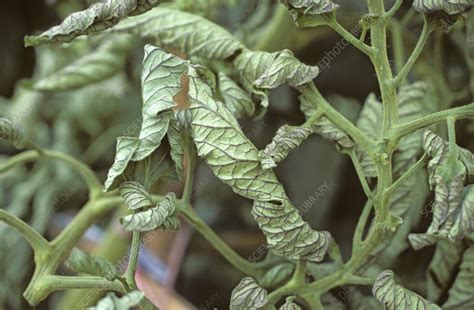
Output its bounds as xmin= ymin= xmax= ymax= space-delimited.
xmin=167 ymin=119 xmax=186 ymax=180
xmin=119 ymin=181 xmax=153 ymax=210
xmin=413 ymin=0 xmax=473 ymax=14
xmin=279 ymin=296 xmax=301 ymax=310
xmin=230 ymin=277 xmax=268 ymax=310
xmin=120 ymin=193 xmax=180 ymax=231
xmin=111 ymin=8 xmax=243 ymax=59
xmin=89 ymin=291 xmax=144 ymax=310
xmin=0 ymin=117 xmax=25 ymax=149
xmin=218 ymin=73 xmax=255 ymax=118
xmin=372 ymin=270 xmax=441 ymax=309
xmin=25 ymin=0 xmax=165 ymax=46
xmin=259 ymin=125 xmax=312 ymax=169
xmin=186 ymin=65 xmax=330 ymax=262
xmin=443 ymin=243 xmax=474 ymax=308
xmin=26 ymin=35 xmax=132 ymax=91
xmin=426 ymin=240 xmax=465 ymax=303
xmin=65 ymin=248 xmax=118 ymax=281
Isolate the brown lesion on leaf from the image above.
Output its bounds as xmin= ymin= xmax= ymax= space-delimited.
xmin=173 ymin=72 xmax=190 ymax=111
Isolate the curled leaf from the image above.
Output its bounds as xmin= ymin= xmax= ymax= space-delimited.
xmin=104 ymin=137 xmax=140 ymax=191
xmin=230 ymin=277 xmax=268 ymax=310
xmin=0 ymin=118 xmax=26 ymax=149
xmin=25 ymin=0 xmax=165 ymax=46
xmin=89 ymin=291 xmax=144 ymax=310
xmin=413 ymin=0 xmax=473 ymax=15
xmin=218 ymin=73 xmax=255 ymax=118
xmin=119 ymin=181 xmax=153 ymax=210
xmin=120 ymin=193 xmax=179 ymax=232
xmin=112 ymin=8 xmax=243 ymax=59
xmin=280 ymin=296 xmax=302 ymax=310
xmin=443 ymin=244 xmax=474 ymax=308
xmin=167 ymin=119 xmax=186 ymax=180
xmin=259 ymin=262 xmax=295 ymax=288
xmin=259 ymin=125 xmax=312 ymax=169
xmin=27 ymin=34 xmax=132 ymax=91
xmin=372 ymin=270 xmax=441 ymax=310
xmin=282 ymin=0 xmax=340 ymax=15
xmin=65 ymin=248 xmax=118 ymax=281
xmin=186 ymin=65 xmax=330 ymax=262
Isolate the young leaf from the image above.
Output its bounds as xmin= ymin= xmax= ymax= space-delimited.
xmin=280 ymin=296 xmax=302 ymax=310
xmin=119 ymin=181 xmax=153 ymax=210
xmin=104 ymin=137 xmax=140 ymax=191
xmin=413 ymin=0 xmax=473 ymax=15
xmin=25 ymin=0 xmax=165 ymax=46
xmin=230 ymin=277 xmax=268 ymax=310
xmin=120 ymin=193 xmax=180 ymax=232
xmin=186 ymin=66 xmax=330 ymax=262
xmin=259 ymin=125 xmax=312 ymax=169
xmin=443 ymin=244 xmax=474 ymax=308
xmin=0 ymin=118 xmax=26 ymax=149
xmin=372 ymin=270 xmax=441 ymax=309
xmin=65 ymin=248 xmax=118 ymax=281
xmin=218 ymin=73 xmax=255 ymax=118
xmin=27 ymin=34 xmax=132 ymax=91
xmin=89 ymin=291 xmax=144 ymax=310
xmin=111 ymin=8 xmax=243 ymax=59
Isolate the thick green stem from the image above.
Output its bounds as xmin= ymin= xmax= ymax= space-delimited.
xmin=352 ymin=199 xmax=373 ymax=250
xmin=326 ymin=13 xmax=374 ymax=56
xmin=125 ymin=231 xmax=141 ymax=290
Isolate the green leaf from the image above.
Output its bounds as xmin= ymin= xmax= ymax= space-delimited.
xmin=26 ymin=34 xmax=132 ymax=91
xmin=120 ymin=192 xmax=180 ymax=232
xmin=230 ymin=277 xmax=268 ymax=310
xmin=111 ymin=8 xmax=243 ymax=59
xmin=259 ymin=262 xmax=295 ymax=288
xmin=0 ymin=118 xmax=26 ymax=149
xmin=443 ymin=243 xmax=474 ymax=308
xmin=167 ymin=119 xmax=186 ymax=180
xmin=105 ymin=45 xmax=188 ymax=190
xmin=279 ymin=296 xmax=301 ymax=310
xmin=65 ymin=248 xmax=118 ymax=281
xmin=89 ymin=291 xmax=144 ymax=310
xmin=25 ymin=0 xmax=165 ymax=46
xmin=283 ymin=0 xmax=339 ymax=15
xmin=104 ymin=137 xmax=140 ymax=191
xmin=426 ymin=240 xmax=465 ymax=303
xmin=186 ymin=65 xmax=330 ymax=262
xmin=372 ymin=270 xmax=441 ymax=310
xmin=409 ymin=131 xmax=473 ymax=250
xmin=218 ymin=73 xmax=255 ymax=118
xmin=413 ymin=0 xmax=474 ymax=14
xmin=259 ymin=125 xmax=312 ymax=170
xmin=234 ymin=49 xmax=318 ymax=90
xmin=119 ymin=181 xmax=153 ymax=210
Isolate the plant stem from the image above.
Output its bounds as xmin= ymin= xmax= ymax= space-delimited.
xmin=447 ymin=117 xmax=457 ymax=154
xmin=125 ymin=231 xmax=141 ymax=290
xmin=384 ymin=0 xmax=403 ymax=20
xmin=0 ymin=209 xmax=50 ymax=253
xmin=346 ymin=150 xmax=373 ymax=200
xmin=352 ymin=199 xmax=373 ymax=250
xmin=393 ymin=103 xmax=474 ymax=140
xmin=384 ymin=153 xmax=429 ymax=197
xmin=390 ymin=16 xmax=431 ymax=88
xmin=182 ymin=134 xmax=196 ymax=201
xmin=0 ymin=149 xmax=102 ymax=199
xmin=390 ymin=19 xmax=406 ymax=75
xmin=326 ymin=13 xmax=374 ymax=56
xmin=176 ymin=203 xmax=265 ymax=278
xmin=42 ymin=275 xmax=126 ymax=293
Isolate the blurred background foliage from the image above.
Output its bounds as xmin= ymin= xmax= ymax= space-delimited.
xmin=0 ymin=0 xmax=472 ymax=309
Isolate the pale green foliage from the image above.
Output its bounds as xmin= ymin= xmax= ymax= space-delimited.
xmin=27 ymin=34 xmax=132 ymax=91
xmin=65 ymin=248 xmax=118 ymax=281
xmin=89 ymin=291 xmax=144 ymax=310
xmin=230 ymin=277 xmax=268 ymax=309
xmin=120 ymin=192 xmax=180 ymax=231
xmin=372 ymin=270 xmax=441 ymax=310
xmin=0 ymin=117 xmax=25 ymax=149
xmin=259 ymin=262 xmax=295 ymax=288
xmin=119 ymin=181 xmax=153 ymax=210
xmin=111 ymin=8 xmax=243 ymax=59
xmin=25 ymin=0 xmax=164 ymax=46
xmin=282 ymin=0 xmax=339 ymax=16
xmin=413 ymin=0 xmax=474 ymax=14
xmin=443 ymin=242 xmax=474 ymax=308
xmin=218 ymin=73 xmax=255 ymax=118
xmin=280 ymin=296 xmax=302 ymax=310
